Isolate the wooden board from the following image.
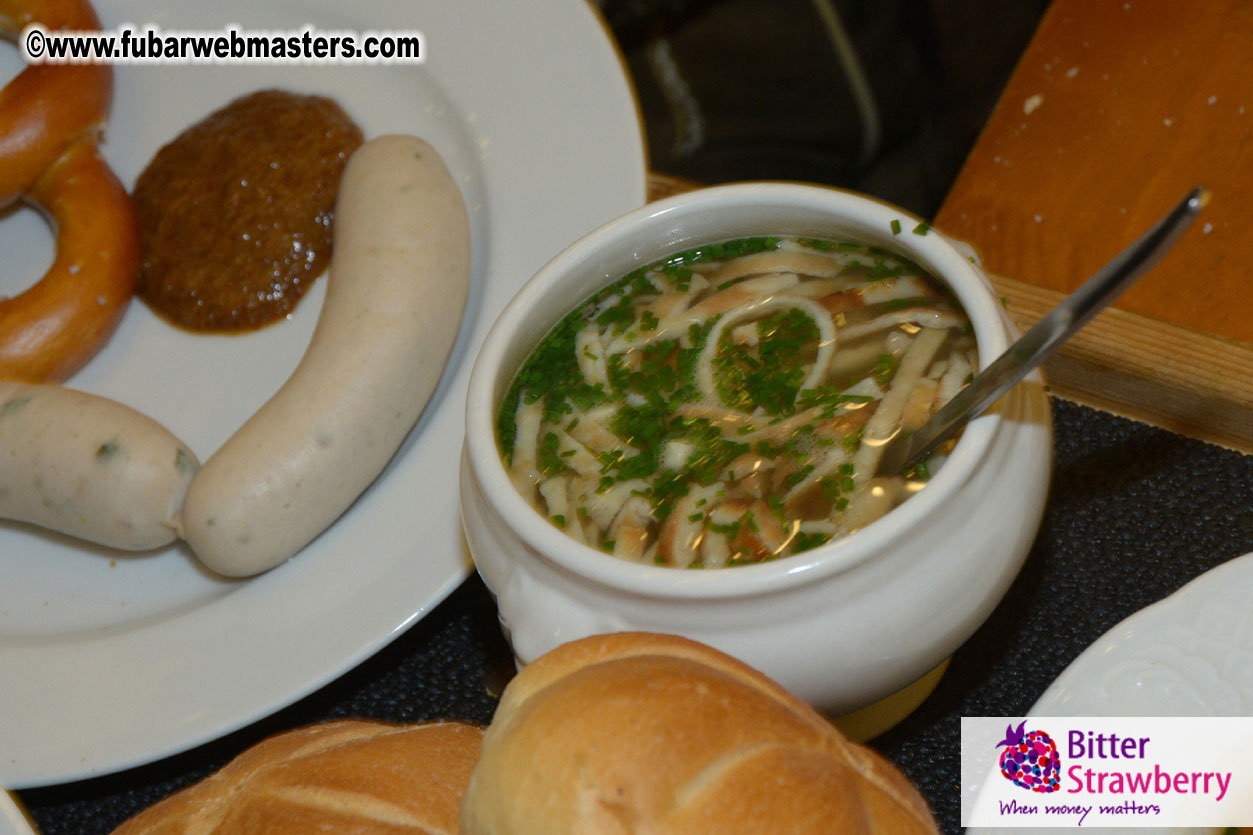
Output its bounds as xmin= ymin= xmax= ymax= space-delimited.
xmin=989 ymin=273 xmax=1253 ymax=451
xmin=932 ymin=0 xmax=1253 ymax=451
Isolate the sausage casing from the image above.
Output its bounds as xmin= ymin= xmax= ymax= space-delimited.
xmin=180 ymin=135 xmax=472 ymax=577
xmin=0 ymin=381 xmax=199 ymax=550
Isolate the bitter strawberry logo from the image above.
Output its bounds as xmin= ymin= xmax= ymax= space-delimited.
xmin=996 ymin=720 xmax=1061 ymax=793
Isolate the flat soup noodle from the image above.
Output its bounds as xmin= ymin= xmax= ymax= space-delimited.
xmin=497 ymin=236 xmax=977 ymax=568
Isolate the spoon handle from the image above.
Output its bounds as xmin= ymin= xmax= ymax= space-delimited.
xmin=880 ymin=185 xmax=1210 ymax=475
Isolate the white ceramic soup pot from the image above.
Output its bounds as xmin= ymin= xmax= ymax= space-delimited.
xmin=461 ymin=183 xmax=1052 ymax=718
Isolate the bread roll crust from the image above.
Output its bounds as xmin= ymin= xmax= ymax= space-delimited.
xmin=460 ymin=633 xmax=937 ymax=834
xmin=113 ymin=720 xmax=483 ymax=835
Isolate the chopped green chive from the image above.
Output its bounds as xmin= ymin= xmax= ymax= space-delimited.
xmin=2 ymin=397 xmax=31 ymax=416
xmin=496 ymin=234 xmax=967 ymax=569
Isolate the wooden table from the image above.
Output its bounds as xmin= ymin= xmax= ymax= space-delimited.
xmin=933 ymin=0 xmax=1253 ymax=451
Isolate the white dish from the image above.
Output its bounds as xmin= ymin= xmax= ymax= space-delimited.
xmin=968 ymin=550 xmax=1253 ymax=835
xmin=0 ymin=791 xmax=35 ymax=835
xmin=1031 ymin=550 xmax=1253 ymax=717
xmin=461 ymin=184 xmax=1053 ymax=719
xmin=0 ymin=0 xmax=645 ymax=788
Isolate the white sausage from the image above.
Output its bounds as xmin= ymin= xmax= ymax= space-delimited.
xmin=0 ymin=381 xmax=199 ymax=550
xmin=180 ymin=135 xmax=471 ymax=577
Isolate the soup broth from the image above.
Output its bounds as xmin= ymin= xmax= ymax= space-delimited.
xmin=497 ymin=236 xmax=976 ymax=568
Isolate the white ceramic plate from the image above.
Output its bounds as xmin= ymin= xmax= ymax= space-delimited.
xmin=969 ymin=550 xmax=1253 ymax=835
xmin=0 ymin=791 xmax=35 ymax=835
xmin=0 ymin=0 xmax=645 ymax=788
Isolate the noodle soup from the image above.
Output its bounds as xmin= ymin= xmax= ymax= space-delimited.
xmin=497 ymin=235 xmax=976 ymax=568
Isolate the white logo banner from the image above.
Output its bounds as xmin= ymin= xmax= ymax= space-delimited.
xmin=962 ymin=717 xmax=1253 ymax=828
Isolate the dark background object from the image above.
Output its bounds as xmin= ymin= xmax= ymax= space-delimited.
xmin=603 ymin=0 xmax=1048 ymax=217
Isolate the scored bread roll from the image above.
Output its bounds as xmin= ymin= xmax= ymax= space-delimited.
xmin=113 ymin=719 xmax=483 ymax=834
xmin=460 ymin=633 xmax=938 ymax=834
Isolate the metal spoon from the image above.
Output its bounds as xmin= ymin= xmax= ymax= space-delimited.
xmin=876 ymin=185 xmax=1210 ymax=475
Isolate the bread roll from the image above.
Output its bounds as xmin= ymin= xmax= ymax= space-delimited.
xmin=113 ymin=720 xmax=483 ymax=834
xmin=460 ymin=633 xmax=937 ymax=834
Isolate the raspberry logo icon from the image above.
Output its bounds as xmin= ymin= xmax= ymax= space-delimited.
xmin=996 ymin=720 xmax=1061 ymax=793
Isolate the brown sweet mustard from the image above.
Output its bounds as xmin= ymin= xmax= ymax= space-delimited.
xmin=133 ymin=89 xmax=363 ymax=332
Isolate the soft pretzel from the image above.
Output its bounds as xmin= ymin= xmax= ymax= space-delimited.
xmin=0 ymin=0 xmax=137 ymax=381
xmin=0 ymin=0 xmax=112 ymax=207
xmin=0 ymin=139 xmax=139 ymax=381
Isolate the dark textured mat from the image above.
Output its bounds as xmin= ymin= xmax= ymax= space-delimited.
xmin=875 ymin=399 xmax=1253 ymax=831
xmin=19 ymin=400 xmax=1253 ymax=834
